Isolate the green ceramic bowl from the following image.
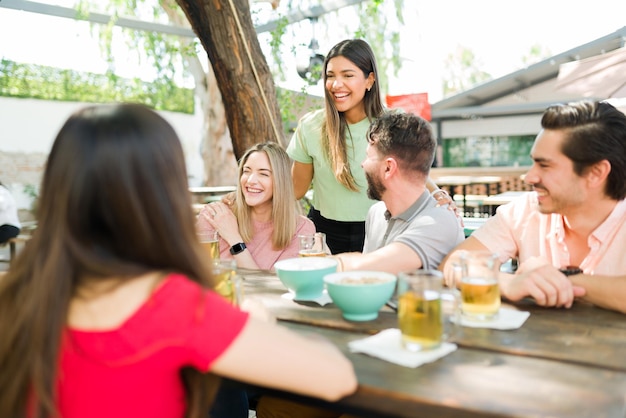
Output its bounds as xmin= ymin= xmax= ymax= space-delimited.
xmin=274 ymin=257 xmax=338 ymax=300
xmin=324 ymin=271 xmax=397 ymax=321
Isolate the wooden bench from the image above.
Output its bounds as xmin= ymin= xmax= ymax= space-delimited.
xmin=5 ymin=235 xmax=31 ymax=263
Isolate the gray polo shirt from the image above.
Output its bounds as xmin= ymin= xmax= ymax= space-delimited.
xmin=363 ymin=191 xmax=464 ymax=269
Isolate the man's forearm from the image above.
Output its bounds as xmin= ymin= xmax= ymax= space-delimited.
xmin=569 ymin=274 xmax=626 ymax=314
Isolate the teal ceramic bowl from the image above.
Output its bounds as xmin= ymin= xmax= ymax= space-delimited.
xmin=274 ymin=257 xmax=338 ymax=300
xmin=324 ymin=271 xmax=397 ymax=321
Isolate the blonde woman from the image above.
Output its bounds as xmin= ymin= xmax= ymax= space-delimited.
xmin=197 ymin=142 xmax=315 ymax=270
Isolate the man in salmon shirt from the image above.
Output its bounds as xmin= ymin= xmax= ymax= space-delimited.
xmin=441 ymin=100 xmax=626 ymax=314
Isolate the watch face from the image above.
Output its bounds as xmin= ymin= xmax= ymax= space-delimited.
xmin=230 ymin=242 xmax=246 ymax=255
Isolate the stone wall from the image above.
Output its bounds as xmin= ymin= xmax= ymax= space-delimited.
xmin=0 ymin=151 xmax=47 ymax=186
xmin=0 ymin=151 xmax=46 ymax=221
xmin=0 ymin=97 xmax=204 ymax=215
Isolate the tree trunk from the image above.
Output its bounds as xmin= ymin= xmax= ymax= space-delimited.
xmin=162 ymin=1 xmax=238 ymax=186
xmin=175 ymin=0 xmax=286 ymax=161
xmin=200 ymin=62 xmax=238 ymax=186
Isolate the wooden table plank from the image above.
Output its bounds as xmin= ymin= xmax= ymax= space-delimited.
xmin=255 ymin=322 xmax=626 ymax=418
xmin=241 ymin=271 xmax=626 ymax=371
xmin=455 ymin=300 xmax=626 ymax=371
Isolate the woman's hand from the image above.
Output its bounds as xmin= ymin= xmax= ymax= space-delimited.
xmin=201 ymin=202 xmax=242 ymax=245
xmin=220 ymin=191 xmax=236 ymax=206
xmin=432 ymin=189 xmax=463 ymax=225
xmin=240 ymin=298 xmax=276 ymax=323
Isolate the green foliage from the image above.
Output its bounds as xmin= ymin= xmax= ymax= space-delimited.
xmin=22 ymin=183 xmax=39 ymax=218
xmin=22 ymin=184 xmax=38 ymax=200
xmin=276 ymin=86 xmax=323 ymax=135
xmin=353 ymin=0 xmax=404 ymax=93
xmin=270 ymin=16 xmax=290 ymax=81
xmin=0 ymin=59 xmax=194 ymax=113
xmin=521 ymin=43 xmax=552 ymax=67
xmin=442 ymin=46 xmax=492 ymax=98
xmin=78 ymin=0 xmax=193 ymax=90
xmin=262 ymin=0 xmax=405 ymax=101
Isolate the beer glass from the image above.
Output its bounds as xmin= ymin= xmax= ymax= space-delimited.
xmin=397 ymin=270 xmax=459 ymax=352
xmin=298 ymin=232 xmax=331 ymax=257
xmin=198 ymin=230 xmax=220 ymax=260
xmin=459 ymin=251 xmax=501 ymax=320
xmin=211 ymin=259 xmax=241 ymax=305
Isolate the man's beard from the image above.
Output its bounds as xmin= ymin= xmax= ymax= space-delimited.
xmin=365 ymin=171 xmax=385 ymax=201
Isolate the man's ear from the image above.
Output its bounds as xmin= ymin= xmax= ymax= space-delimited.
xmin=585 ymin=159 xmax=611 ymax=188
xmin=383 ymin=157 xmax=398 ymax=179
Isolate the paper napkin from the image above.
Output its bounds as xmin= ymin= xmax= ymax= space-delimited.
xmin=281 ymin=290 xmax=333 ymax=306
xmin=457 ymin=307 xmax=530 ymax=330
xmin=348 ymin=328 xmax=457 ymax=368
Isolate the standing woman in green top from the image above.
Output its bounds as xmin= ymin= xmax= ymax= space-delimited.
xmin=287 ymin=38 xmax=446 ymax=254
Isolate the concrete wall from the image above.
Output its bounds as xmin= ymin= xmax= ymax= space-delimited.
xmin=0 ymin=97 xmax=205 ymax=211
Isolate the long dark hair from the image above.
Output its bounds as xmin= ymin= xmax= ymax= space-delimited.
xmin=0 ymin=103 xmax=217 ymax=417
xmin=322 ymin=39 xmax=384 ymax=191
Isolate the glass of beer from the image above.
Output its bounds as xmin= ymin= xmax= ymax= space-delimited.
xmin=298 ymin=232 xmax=330 ymax=257
xmin=211 ymin=259 xmax=241 ymax=305
xmin=397 ymin=270 xmax=459 ymax=352
xmin=459 ymin=251 xmax=501 ymax=321
xmin=198 ymin=230 xmax=220 ymax=260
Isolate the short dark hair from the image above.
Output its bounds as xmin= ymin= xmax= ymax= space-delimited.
xmin=367 ymin=112 xmax=436 ymax=176
xmin=541 ymin=100 xmax=626 ymax=200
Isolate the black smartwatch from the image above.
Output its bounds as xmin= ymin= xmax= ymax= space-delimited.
xmin=229 ymin=242 xmax=247 ymax=255
xmin=559 ymin=266 xmax=583 ymax=276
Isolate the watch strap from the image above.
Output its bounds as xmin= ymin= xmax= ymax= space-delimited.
xmin=559 ymin=266 xmax=582 ymax=276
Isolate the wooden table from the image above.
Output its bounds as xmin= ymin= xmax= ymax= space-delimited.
xmin=189 ymin=186 xmax=236 ymax=204
xmin=236 ymin=270 xmax=626 ymax=418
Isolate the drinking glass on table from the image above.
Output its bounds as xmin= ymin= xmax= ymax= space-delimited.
xmin=397 ymin=270 xmax=459 ymax=352
xmin=459 ymin=251 xmax=501 ymax=321
xmin=211 ymin=259 xmax=241 ymax=305
xmin=298 ymin=232 xmax=331 ymax=257
xmin=198 ymin=230 xmax=220 ymax=260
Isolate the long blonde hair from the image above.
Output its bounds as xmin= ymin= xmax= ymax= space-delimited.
xmin=233 ymin=142 xmax=299 ymax=249
xmin=322 ymin=39 xmax=384 ymax=191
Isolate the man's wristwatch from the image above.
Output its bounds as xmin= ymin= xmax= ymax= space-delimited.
xmin=559 ymin=266 xmax=583 ymax=276
xmin=229 ymin=242 xmax=247 ymax=255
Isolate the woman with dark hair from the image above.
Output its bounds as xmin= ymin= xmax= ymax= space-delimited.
xmin=0 ymin=103 xmax=357 ymax=418
xmin=288 ymin=39 xmax=449 ymax=254
xmin=0 ymin=181 xmax=20 ymax=245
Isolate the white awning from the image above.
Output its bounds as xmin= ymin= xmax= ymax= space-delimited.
xmin=556 ymin=46 xmax=626 ymax=99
